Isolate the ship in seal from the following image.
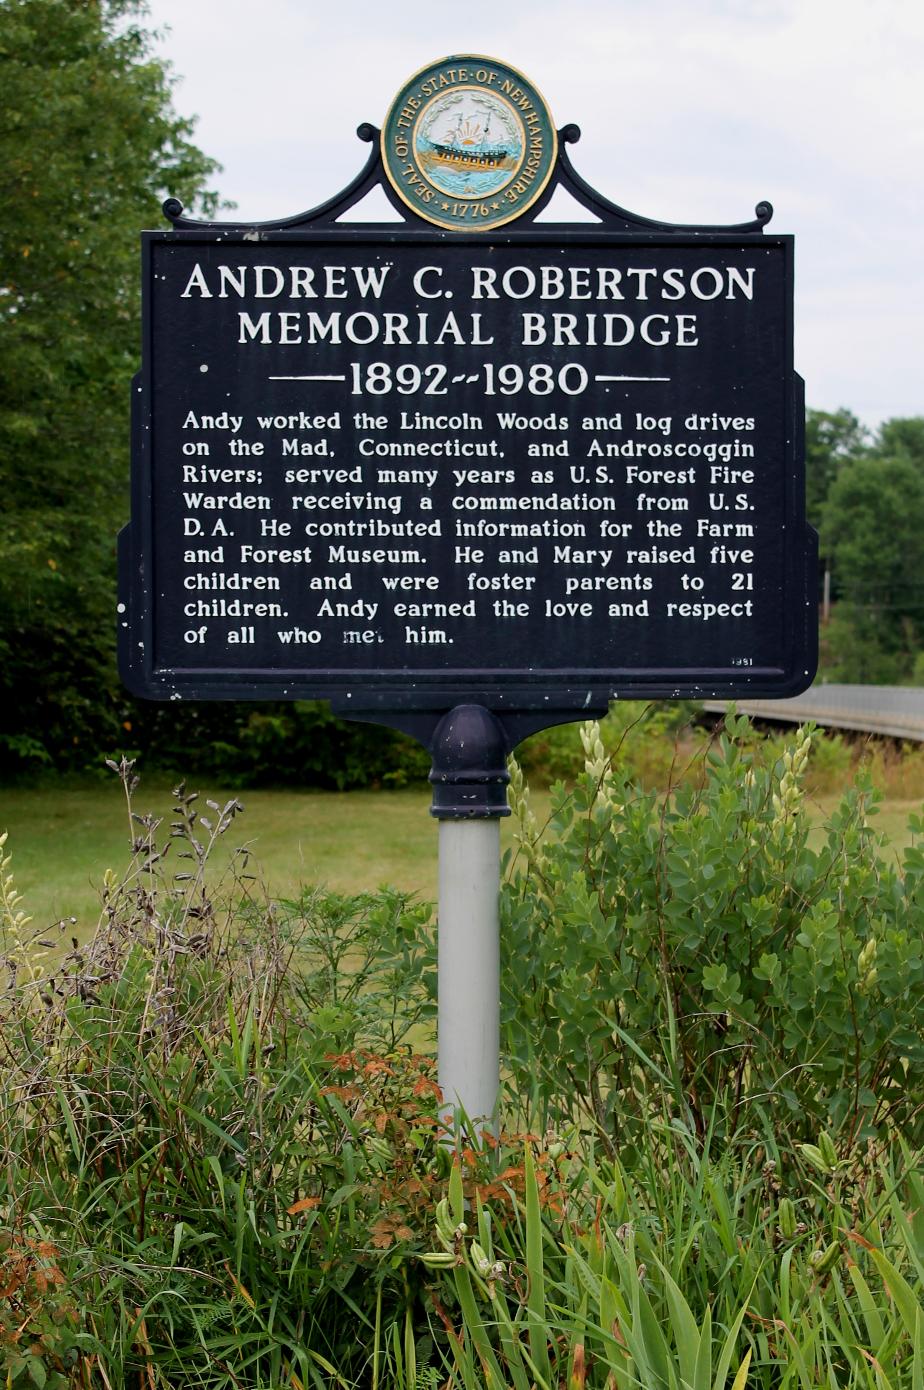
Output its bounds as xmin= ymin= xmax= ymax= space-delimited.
xmin=427 ymin=112 xmax=512 ymax=172
xmin=416 ymin=92 xmax=523 ymax=197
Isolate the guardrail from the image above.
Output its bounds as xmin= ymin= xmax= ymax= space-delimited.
xmin=700 ymin=685 xmax=924 ymax=742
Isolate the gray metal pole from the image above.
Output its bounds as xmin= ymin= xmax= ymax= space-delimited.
xmin=437 ymin=819 xmax=500 ymax=1130
xmin=428 ymin=704 xmax=510 ymax=1139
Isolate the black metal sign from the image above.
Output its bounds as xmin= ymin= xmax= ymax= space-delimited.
xmin=119 ymin=62 xmax=816 ymax=727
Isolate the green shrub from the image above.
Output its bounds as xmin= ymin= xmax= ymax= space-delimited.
xmin=783 ymin=725 xmax=852 ymax=794
xmin=121 ymin=699 xmax=432 ymax=791
xmin=0 ymin=1229 xmax=81 ymax=1389
xmin=0 ymin=771 xmax=440 ymax=1385
xmin=501 ymin=713 xmax=924 ymax=1151
xmin=517 ymin=700 xmax=703 ymax=788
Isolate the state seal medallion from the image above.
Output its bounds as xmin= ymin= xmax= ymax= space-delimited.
xmin=382 ymin=56 xmax=557 ymax=231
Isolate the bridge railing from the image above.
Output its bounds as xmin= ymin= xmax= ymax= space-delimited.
xmin=700 ymin=685 xmax=924 ymax=742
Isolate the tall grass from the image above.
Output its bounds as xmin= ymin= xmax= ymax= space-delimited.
xmin=1 ymin=762 xmax=441 ymax=1385
xmin=1 ymin=737 xmax=922 ymax=1387
xmin=426 ymin=1119 xmax=924 ymax=1387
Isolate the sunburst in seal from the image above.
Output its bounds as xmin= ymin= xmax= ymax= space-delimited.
xmin=382 ymin=55 xmax=557 ymax=232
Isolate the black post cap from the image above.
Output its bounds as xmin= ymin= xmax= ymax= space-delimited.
xmin=428 ymin=704 xmax=511 ymax=820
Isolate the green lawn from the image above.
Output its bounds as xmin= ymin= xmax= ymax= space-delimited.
xmin=1 ymin=777 xmax=918 ymax=941
xmin=808 ymin=793 xmax=919 ymax=849
xmin=1 ymin=781 xmax=433 ymax=936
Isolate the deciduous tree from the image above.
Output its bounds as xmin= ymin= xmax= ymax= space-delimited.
xmin=804 ymin=407 xmax=868 ymax=528
xmin=822 ymin=451 xmax=924 ymax=682
xmin=0 ymin=0 xmax=220 ymax=768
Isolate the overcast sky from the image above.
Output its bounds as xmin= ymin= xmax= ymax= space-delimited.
xmin=144 ymin=0 xmax=922 ymax=429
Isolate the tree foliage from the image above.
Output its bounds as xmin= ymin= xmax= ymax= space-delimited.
xmin=877 ymin=415 xmax=924 ymax=464
xmin=805 ymin=409 xmax=924 ymax=682
xmin=0 ymin=0 xmax=220 ymax=769
xmin=0 ymin=0 xmax=431 ymax=785
xmin=822 ymin=447 xmax=924 ymax=681
xmin=804 ymin=407 xmax=868 ymax=529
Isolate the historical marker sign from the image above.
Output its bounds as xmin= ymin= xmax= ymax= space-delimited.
xmin=119 ymin=56 xmax=817 ymax=719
